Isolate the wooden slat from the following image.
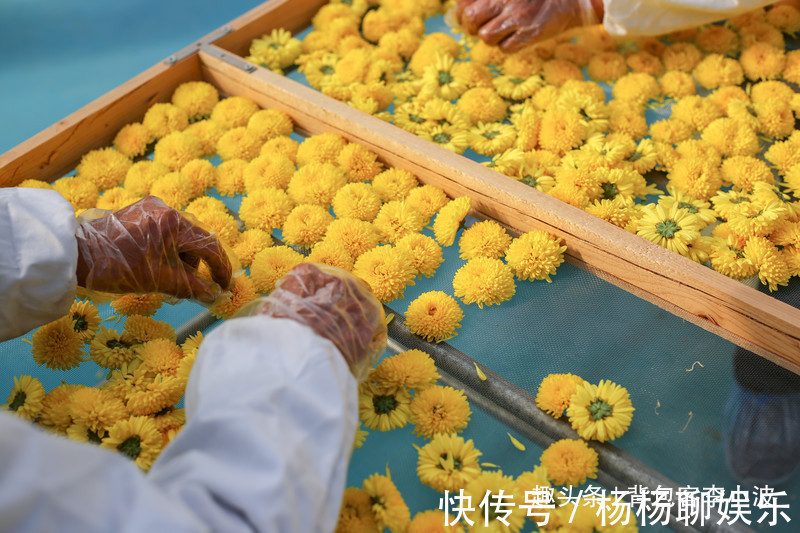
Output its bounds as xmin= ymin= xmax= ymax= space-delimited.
xmin=199 ymin=46 xmax=800 ymax=373
xmin=210 ymin=0 xmax=327 ymax=58
xmin=0 ymin=55 xmax=202 ymax=187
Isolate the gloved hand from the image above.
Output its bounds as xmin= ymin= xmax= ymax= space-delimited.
xmin=456 ymin=0 xmax=603 ymax=52
xmin=252 ymin=263 xmax=387 ymax=382
xmin=75 ymin=195 xmax=233 ymax=304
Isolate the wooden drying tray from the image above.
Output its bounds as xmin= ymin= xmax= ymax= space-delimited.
xmin=0 ymin=32 xmax=799 ymax=375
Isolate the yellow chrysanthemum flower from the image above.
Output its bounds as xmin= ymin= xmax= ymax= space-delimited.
xmin=250 ymin=246 xmax=305 ymax=294
xmin=359 ymin=383 xmax=412 ymax=431
xmin=332 ymin=182 xmax=382 ymax=221
xmin=143 ymin=102 xmax=189 ymax=139
xmin=727 ymin=201 xmax=787 ymax=238
xmin=405 ymin=290 xmax=462 ymax=343
xmin=745 ymin=236 xmax=791 ymax=291
xmin=540 ymin=438 xmax=599 ymax=486
xmin=667 ymin=158 xmax=722 ymax=201
xmin=567 ymin=380 xmax=635 ymax=442
xmin=453 ymin=257 xmax=516 ymax=308
xmin=636 ymin=203 xmax=704 ymax=256
xmin=458 ymin=87 xmax=507 ymax=125
xmin=696 ymin=25 xmax=739 ymax=55
xmin=536 ymin=373 xmax=586 ymax=418
xmin=69 ymin=387 xmax=128 ymax=433
xmin=171 ymin=80 xmax=219 ymax=121
xmin=353 ymin=245 xmax=416 ymax=302
xmin=113 ymin=122 xmax=154 ymax=159
xmin=372 ymin=348 xmax=440 ymax=392
xmin=124 ymin=160 xmax=168 ymax=197
xmin=193 ymin=209 xmax=241 ymax=247
xmin=216 ymin=127 xmax=262 ymax=162
xmin=89 ymin=327 xmax=138 ymax=369
xmin=324 ymin=218 xmax=380 ymax=260
xmin=68 ymin=300 xmax=101 ymax=341
xmin=122 ymin=315 xmax=174 ymax=344
xmin=282 ymin=204 xmax=334 ymax=248
xmin=395 ymin=233 xmax=444 ymax=278
xmin=405 ymin=184 xmax=449 ymax=221
xmin=741 ymin=42 xmax=785 ymax=81
xmin=538 ymin=108 xmax=588 ymax=155
xmin=362 ymin=472 xmax=411 ymax=533
xmin=39 ymin=383 xmax=81 ymax=433
xmin=243 ymin=153 xmax=295 ymax=192
xmin=542 ymin=58 xmax=584 ymax=87
xmin=463 ymin=471 xmax=527 ymax=532
xmin=210 ymin=96 xmax=260 ymax=130
xmin=337 ymin=143 xmax=383 ymax=183
xmin=2 ymin=375 xmax=45 ymax=422
xmin=417 ymin=432 xmax=482 ymax=493
xmin=95 ymin=187 xmax=140 ymax=211
xmin=184 ymin=120 xmax=225 ymax=157
xmin=334 ymin=487 xmax=380 ymax=533
xmin=239 ymin=187 xmax=295 ymax=231
xmin=505 ymin=230 xmax=566 ymax=283
xmin=408 ymin=510 xmax=466 ymax=533
xmin=150 ymin=172 xmax=194 ymax=210
xmin=247 ymin=108 xmax=294 ymax=142
xmin=31 ymin=316 xmax=85 ymax=370
xmin=373 ymin=201 xmax=426 ymax=244
xmin=306 ymin=240 xmax=355 ymax=272
xmin=372 ymin=168 xmax=419 ymax=202
xmin=102 ymin=416 xmax=164 ymax=471
xmin=287 ymin=162 xmax=347 ymax=207
xmin=410 ymin=385 xmax=471 ymax=439
xmin=209 ymin=274 xmax=257 ymax=320
xmin=126 ymin=374 xmax=185 ymax=417
xmin=76 ymin=147 xmax=132 ymax=191
xmin=755 ymin=100 xmax=795 ymax=139
xmin=433 ymin=196 xmax=472 ymax=247
xmin=458 ymin=220 xmax=512 ymax=261
xmin=662 ymin=42 xmax=701 ymax=72
xmin=296 ymin=131 xmax=347 ymax=166
xmin=153 ymin=131 xmax=202 ymax=172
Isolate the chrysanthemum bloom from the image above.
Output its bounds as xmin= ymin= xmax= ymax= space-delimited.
xmin=493 ymin=74 xmax=543 ymax=101
xmin=210 ymin=96 xmax=260 ymax=130
xmin=658 ymin=190 xmax=718 ymax=226
xmin=358 ymin=382 xmax=412 ymax=431
xmin=538 ymin=108 xmax=588 ymax=155
xmin=353 ymin=245 xmax=416 ymax=302
xmin=552 ymin=42 xmax=590 ymax=66
xmin=113 ymin=122 xmax=154 ymax=158
xmin=331 ymin=183 xmax=381 ymax=222
xmin=136 ymin=338 xmax=183 ymax=376
xmin=69 ymin=386 xmax=128 ymax=433
xmin=101 ymin=416 xmax=164 ymax=471
xmin=171 ymin=80 xmax=219 ymax=121
xmin=250 ymin=246 xmax=305 ymax=294
xmin=246 ymin=109 xmax=293 ymax=143
xmin=95 ymin=187 xmax=140 ymax=211
xmin=541 ymin=59 xmax=584 ymax=87
xmin=701 ymin=118 xmax=759 ymax=158
xmin=611 ymin=72 xmax=659 ymax=105
xmin=216 ymin=127 xmax=262 ymax=162
xmin=303 ymin=240 xmax=354 ymax=272
xmin=755 ymin=100 xmax=795 ymax=139
xmin=709 ymin=237 xmax=759 ymax=281
xmin=124 ymin=316 xmax=176 ymax=344
xmin=332 ymin=144 xmax=382 ymax=184
xmin=362 ymin=471 xmax=411 ymax=533
xmin=463 ymin=471 xmax=526 ymax=532
xmin=585 ymin=198 xmax=638 ymax=231
xmin=417 ymin=432 xmax=482 ymax=493
xmin=505 ymin=230 xmax=567 ymax=283
xmin=282 ymin=204 xmax=334 ymax=248
xmin=324 ymin=217 xmax=381 ymax=260
xmin=586 ymin=51 xmax=628 ymax=82
xmin=626 ymin=50 xmax=663 ymax=76
xmin=661 ymin=42 xmax=701 ymax=72
xmin=695 ymin=25 xmax=739 ymax=55
xmin=151 ymin=131 xmax=201 ymax=172
xmin=707 ymin=86 xmax=749 ymax=114
xmin=566 ymin=380 xmax=635 ymax=442
xmin=30 ymin=316 xmax=85 ymax=370
xmin=395 ymin=232 xmax=443 ymax=279
xmin=232 ymin=228 xmax=273 ymax=269
xmin=334 ymin=487 xmax=380 ymax=533
xmin=250 ymin=28 xmax=302 ymax=70
xmin=38 ymin=383 xmax=81 ymax=433
xmin=536 ymin=373 xmax=586 ymax=418
xmin=418 ymin=53 xmax=467 ymax=101
xmin=242 ymin=155 xmax=292 ymax=193
xmin=453 ymin=257 xmax=516 ymax=308
xmin=126 ymin=372 xmax=185 ymax=416
xmin=669 ymin=95 xmax=722 ymax=133
xmin=373 ymin=169 xmax=421 ymax=204
xmin=142 ymin=102 xmax=189 ymax=140
xmin=420 ymin=124 xmax=469 ymax=155
xmin=149 ymin=172 xmax=194 ymax=210
xmin=372 ymin=348 xmax=440 ymax=392
xmin=657 ymin=71 xmax=696 ymax=99
xmin=718 ymin=156 xmax=774 ymax=193
xmin=193 ymin=209 xmax=241 ymax=247
xmin=177 ymin=160 xmax=214 ymax=198
xmin=783 ymin=49 xmax=800 ymax=85
xmin=75 ymin=147 xmax=132 ymax=191
xmin=2 ymin=375 xmax=45 ymax=422
xmin=295 ymin=132 xmax=347 ymax=167
xmin=183 ymin=120 xmax=225 ymax=157
xmin=465 ymin=122 xmax=515 ymax=157
xmin=17 ymin=179 xmax=51 ymax=190
xmin=409 ymin=385 xmax=471 ymax=439
xmin=540 ymin=438 xmax=598 ymax=486
xmin=150 ymin=405 xmax=186 ymax=434
xmin=68 ymin=300 xmax=101 ymax=341
xmin=179 ymin=332 xmax=203 ymax=359
xmin=432 ymin=197 xmax=472 ymax=247
xmin=765 ymin=139 xmax=800 ymax=175
xmin=110 ymin=294 xmax=163 ymax=319
xmin=239 ymin=187 xmax=295 ymax=231
xmin=750 ymin=80 xmax=794 ymax=106
xmin=458 ymin=220 xmax=512 ymax=261
xmin=408 ymin=510 xmax=465 ymax=533
xmin=372 ymin=201 xmax=426 ymax=244
xmin=745 ymin=236 xmax=792 ymax=291
xmin=636 ymin=203 xmax=704 ymax=256
xmin=767 ymin=3 xmax=800 ymax=31
xmin=457 ymin=87 xmax=507 ymax=125
xmin=209 ymin=274 xmax=257 ymax=320
xmin=405 ymin=290 xmax=462 ymax=343
xmin=402 ymin=186 xmax=447 ymax=224
xmin=287 ymin=162 xmax=347 ymax=207
xmin=88 ymin=326 xmax=138 ymax=369
xmin=740 ymin=42 xmax=786 ymax=81
xmin=667 ymin=158 xmax=723 ymax=201
xmin=124 ymin=160 xmax=168 ymax=196
xmin=691 ymin=54 xmax=744 ymax=90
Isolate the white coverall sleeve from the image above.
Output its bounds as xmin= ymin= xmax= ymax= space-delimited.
xmin=0 ymin=316 xmax=358 ymax=533
xmin=602 ymin=0 xmax=778 ymax=37
xmin=0 ymin=187 xmax=78 ymax=342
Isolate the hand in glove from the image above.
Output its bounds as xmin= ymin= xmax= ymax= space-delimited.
xmin=75 ymin=195 xmax=233 ymax=303
xmin=456 ymin=0 xmax=603 ymax=52
xmin=253 ymin=263 xmax=388 ymax=381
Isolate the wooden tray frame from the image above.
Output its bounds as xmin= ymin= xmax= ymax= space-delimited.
xmin=1 ymin=0 xmax=800 ymax=376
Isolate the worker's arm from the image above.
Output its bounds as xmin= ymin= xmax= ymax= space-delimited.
xmin=0 ymin=188 xmax=78 ymax=341
xmin=0 ymin=316 xmax=358 ymax=533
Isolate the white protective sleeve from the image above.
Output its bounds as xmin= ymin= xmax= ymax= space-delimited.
xmin=0 ymin=188 xmax=79 ymax=342
xmin=603 ymin=0 xmax=779 ymax=37
xmin=0 ymin=316 xmax=359 ymax=533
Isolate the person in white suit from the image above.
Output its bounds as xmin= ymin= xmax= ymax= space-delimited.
xmin=0 ymin=187 xmax=387 ymax=532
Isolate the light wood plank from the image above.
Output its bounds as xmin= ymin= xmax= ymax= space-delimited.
xmin=199 ymin=47 xmax=800 ymax=373
xmin=0 ymin=56 xmax=202 ymax=187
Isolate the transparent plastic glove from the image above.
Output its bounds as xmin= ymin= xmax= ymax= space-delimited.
xmin=722 ymin=383 xmax=800 ymax=486
xmin=456 ymin=0 xmax=602 ymax=52
xmin=251 ymin=263 xmax=388 ymax=382
xmin=75 ymin=195 xmax=233 ymax=304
